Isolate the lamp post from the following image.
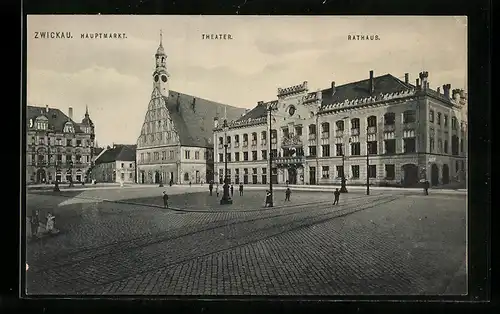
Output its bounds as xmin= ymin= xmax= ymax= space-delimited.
xmin=366 ymin=127 xmax=370 ymax=195
xmin=340 ymin=116 xmax=349 ymax=193
xmin=159 ymin=165 xmax=164 ymax=187
xmin=267 ymin=104 xmax=274 ymax=207
xmin=220 ymin=119 xmax=233 ymax=205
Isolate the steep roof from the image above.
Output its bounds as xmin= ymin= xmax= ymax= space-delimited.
xmin=95 ymin=144 xmax=136 ymax=164
xmin=164 ymin=90 xmax=246 ymax=148
xmin=27 ymin=106 xmax=83 ymax=133
xmin=234 ymin=74 xmax=412 ymax=121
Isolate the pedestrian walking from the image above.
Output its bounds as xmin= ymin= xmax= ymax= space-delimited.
xmin=46 ymin=212 xmax=55 ymax=233
xmin=230 ymin=184 xmax=234 ymax=197
xmin=162 ymin=191 xmax=169 ymax=208
xmin=423 ymin=180 xmax=430 ymax=195
xmin=264 ymin=190 xmax=272 ymax=207
xmin=333 ymin=188 xmax=340 ymax=205
xmin=209 ymin=182 xmax=213 ymax=196
xmin=216 ymin=183 xmax=220 ymax=197
xmin=30 ymin=209 xmax=39 ymax=238
xmin=189 ymin=181 xmax=192 ymax=187
xmin=239 ymin=183 xmax=244 ymax=196
xmin=285 ymin=187 xmax=291 ymax=201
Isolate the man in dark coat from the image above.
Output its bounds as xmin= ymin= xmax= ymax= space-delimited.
xmin=333 ymin=188 xmax=340 ymax=205
xmin=285 ymin=188 xmax=291 ymax=201
xmin=209 ymin=182 xmax=213 ymax=196
xmin=30 ymin=209 xmax=39 ymax=237
xmin=162 ymin=191 xmax=169 ymax=208
xmin=423 ymin=180 xmax=430 ymax=195
xmin=265 ymin=190 xmax=272 ymax=207
xmin=239 ymin=183 xmax=244 ymax=196
xmin=230 ymin=184 xmax=234 ymax=197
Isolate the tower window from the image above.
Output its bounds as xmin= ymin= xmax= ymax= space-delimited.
xmin=161 ymin=75 xmax=167 ymax=82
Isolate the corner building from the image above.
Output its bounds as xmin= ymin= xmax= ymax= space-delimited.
xmin=26 ymin=105 xmax=96 ymax=184
xmin=136 ymin=33 xmax=245 ymax=184
xmin=213 ymin=71 xmax=467 ymax=187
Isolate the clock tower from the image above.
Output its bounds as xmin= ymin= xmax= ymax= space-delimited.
xmin=153 ymin=30 xmax=170 ymax=98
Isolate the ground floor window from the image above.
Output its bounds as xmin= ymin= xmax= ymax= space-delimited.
xmin=321 ymin=166 xmax=329 ymax=179
xmin=385 ymin=164 xmax=395 ymax=180
xmin=184 ymin=172 xmax=189 ymax=181
xmin=368 ymin=165 xmax=377 ymax=178
xmin=76 ymin=174 xmax=82 ymax=182
xmin=336 ymin=165 xmax=343 ymax=178
xmin=351 ymin=165 xmax=360 ymax=179
xmin=262 ymin=175 xmax=267 ymax=184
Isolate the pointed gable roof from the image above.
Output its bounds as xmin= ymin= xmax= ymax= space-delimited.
xmin=163 ymin=91 xmax=246 ymax=148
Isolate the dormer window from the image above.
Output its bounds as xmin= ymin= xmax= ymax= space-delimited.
xmin=34 ymin=116 xmax=49 ymax=130
xmin=64 ymin=122 xmax=75 ymax=133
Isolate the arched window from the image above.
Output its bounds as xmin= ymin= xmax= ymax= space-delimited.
xmin=321 ymin=122 xmax=330 ymax=134
xmin=367 ymin=116 xmax=377 ymax=128
xmin=226 ymin=136 xmax=231 ymax=144
xmin=234 ymin=134 xmax=240 ymax=142
xmin=63 ymin=122 xmax=74 ymax=133
xmin=308 ymin=124 xmax=316 ymax=134
xmin=251 ymin=132 xmax=257 ymax=141
xmin=403 ymin=110 xmax=416 ymax=123
xmin=350 ymin=118 xmax=360 ymax=129
xmin=336 ymin=120 xmax=344 ymax=131
xmin=35 ymin=116 xmax=49 ymax=130
xmin=218 ymin=137 xmax=223 ymax=145
xmin=384 ymin=112 xmax=395 ymax=125
xmin=184 ymin=173 xmax=190 ymax=181
xmin=260 ymin=131 xmax=266 ymax=140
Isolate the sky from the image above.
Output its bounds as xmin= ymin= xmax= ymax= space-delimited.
xmin=26 ymin=15 xmax=467 ymax=147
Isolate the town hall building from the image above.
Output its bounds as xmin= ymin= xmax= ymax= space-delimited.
xmin=213 ymin=71 xmax=467 ymax=187
xmin=135 ymin=32 xmax=246 ymax=185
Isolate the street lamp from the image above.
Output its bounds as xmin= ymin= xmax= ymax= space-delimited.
xmin=159 ymin=165 xmax=164 ymax=187
xmin=366 ymin=126 xmax=370 ymax=195
xmin=220 ymin=119 xmax=233 ymax=205
xmin=340 ymin=116 xmax=349 ymax=193
xmin=267 ymin=103 xmax=274 ymax=207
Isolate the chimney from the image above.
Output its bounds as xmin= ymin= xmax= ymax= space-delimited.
xmin=404 ymin=73 xmax=409 ymax=84
xmin=416 ymin=78 xmax=420 ymax=89
xmin=213 ymin=117 xmax=219 ymax=128
xmin=443 ymin=84 xmax=451 ymax=98
xmin=331 ymin=81 xmax=336 ymax=96
xmin=419 ymin=71 xmax=429 ymax=89
xmin=68 ymin=107 xmax=73 ymax=120
xmin=452 ymin=88 xmax=461 ymax=101
xmin=45 ymin=105 xmax=49 ymax=113
xmin=369 ymin=70 xmax=374 ymax=94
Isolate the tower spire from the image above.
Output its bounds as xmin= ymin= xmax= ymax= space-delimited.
xmin=159 ymin=29 xmax=163 ymax=47
xmin=85 ymin=104 xmax=89 ymax=116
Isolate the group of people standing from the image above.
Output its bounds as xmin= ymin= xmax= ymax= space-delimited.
xmin=208 ymin=181 xmax=244 ymax=197
xmin=28 ymin=209 xmax=56 ymax=239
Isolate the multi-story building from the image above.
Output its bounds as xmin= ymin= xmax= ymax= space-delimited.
xmin=91 ymin=144 xmax=137 ymax=183
xmin=136 ymin=32 xmax=246 ymax=184
xmin=26 ymin=105 xmax=96 ymax=184
xmin=213 ymin=71 xmax=467 ymax=187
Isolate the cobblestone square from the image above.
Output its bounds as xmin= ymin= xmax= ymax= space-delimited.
xmin=25 ymin=187 xmax=466 ymax=296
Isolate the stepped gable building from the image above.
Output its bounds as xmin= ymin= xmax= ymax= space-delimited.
xmin=136 ymin=32 xmax=246 ymax=185
xmin=92 ymin=144 xmax=137 ymax=183
xmin=26 ymin=105 xmax=96 ymax=184
xmin=213 ymin=70 xmax=467 ymax=187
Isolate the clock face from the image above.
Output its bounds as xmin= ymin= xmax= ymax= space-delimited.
xmin=154 ymin=75 xmax=159 ymax=82
xmin=288 ymin=106 xmax=296 ymax=116
xmin=161 ymin=75 xmax=168 ymax=82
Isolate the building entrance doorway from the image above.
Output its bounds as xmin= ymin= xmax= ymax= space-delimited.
xmin=431 ymin=164 xmax=439 ymax=186
xmin=288 ymin=167 xmax=297 ymax=185
xmin=309 ymin=167 xmax=316 ymax=185
xmin=154 ymin=171 xmax=160 ymax=184
xmin=140 ymin=171 xmax=145 ymax=184
xmin=442 ymin=164 xmax=450 ymax=184
xmin=401 ymin=164 xmax=419 ymax=187
xmin=36 ymin=169 xmax=46 ymax=184
xmin=195 ymin=171 xmax=200 ymax=183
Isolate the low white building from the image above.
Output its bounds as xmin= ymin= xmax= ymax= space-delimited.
xmin=91 ymin=144 xmax=137 ymax=183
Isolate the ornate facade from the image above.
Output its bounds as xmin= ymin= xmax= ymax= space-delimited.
xmin=136 ymin=32 xmax=246 ymax=184
xmin=214 ymin=71 xmax=467 ymax=187
xmin=26 ymin=105 xmax=96 ymax=184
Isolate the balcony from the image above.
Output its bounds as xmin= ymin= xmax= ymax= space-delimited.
xmin=234 ymin=142 xmax=240 ymax=148
xmin=367 ymin=126 xmax=377 ymax=134
xmin=251 ymin=140 xmax=257 ymax=146
xmin=271 ymin=138 xmax=277 ymax=144
xmin=403 ymin=122 xmax=416 ymax=130
xmin=336 ymin=130 xmax=344 ymax=137
xmin=261 ymin=139 xmax=267 ymax=146
xmin=243 ymin=141 xmax=248 ymax=147
xmin=321 ymin=132 xmax=330 ymax=139
xmin=383 ymin=124 xmax=395 ymax=132
xmin=350 ymin=128 xmax=359 ymax=136
xmin=281 ymin=134 xmax=303 ymax=148
xmin=309 ymin=133 xmax=316 ymax=140
xmin=273 ymin=156 xmax=306 ymax=167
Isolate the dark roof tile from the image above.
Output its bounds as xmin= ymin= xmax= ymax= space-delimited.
xmin=95 ymin=145 xmax=136 ymax=164
xmin=27 ymin=106 xmax=84 ymax=133
xmin=164 ymin=91 xmax=246 ymax=147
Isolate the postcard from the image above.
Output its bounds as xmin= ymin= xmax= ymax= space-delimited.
xmin=25 ymin=15 xmax=467 ymax=296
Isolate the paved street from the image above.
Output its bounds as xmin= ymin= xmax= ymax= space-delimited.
xmin=25 ymin=187 xmax=466 ymax=296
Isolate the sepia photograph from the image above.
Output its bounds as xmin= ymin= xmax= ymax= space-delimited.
xmin=25 ymin=15 xmax=467 ymax=296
